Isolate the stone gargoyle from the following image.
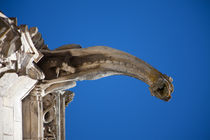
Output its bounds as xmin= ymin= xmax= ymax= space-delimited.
xmin=0 ymin=13 xmax=174 ymax=101
xmin=36 ymin=43 xmax=174 ymax=101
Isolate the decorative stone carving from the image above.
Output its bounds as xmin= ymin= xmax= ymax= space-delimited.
xmin=0 ymin=15 xmax=44 ymax=80
xmin=42 ymin=91 xmax=71 ymax=140
xmin=0 ymin=11 xmax=174 ymax=140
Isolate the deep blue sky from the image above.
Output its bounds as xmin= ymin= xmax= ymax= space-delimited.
xmin=1 ymin=0 xmax=210 ymax=140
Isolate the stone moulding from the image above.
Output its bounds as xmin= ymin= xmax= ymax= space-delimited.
xmin=0 ymin=11 xmax=174 ymax=140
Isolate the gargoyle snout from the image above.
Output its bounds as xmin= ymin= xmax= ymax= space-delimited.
xmin=149 ymin=75 xmax=174 ymax=101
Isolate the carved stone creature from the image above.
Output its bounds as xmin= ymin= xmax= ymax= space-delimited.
xmin=0 ymin=12 xmax=173 ymax=101
xmin=37 ymin=44 xmax=174 ymax=101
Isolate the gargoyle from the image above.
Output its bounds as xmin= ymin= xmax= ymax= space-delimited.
xmin=37 ymin=44 xmax=174 ymax=101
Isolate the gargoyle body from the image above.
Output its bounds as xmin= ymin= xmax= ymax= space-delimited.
xmin=37 ymin=44 xmax=174 ymax=101
xmin=0 ymin=12 xmax=173 ymax=101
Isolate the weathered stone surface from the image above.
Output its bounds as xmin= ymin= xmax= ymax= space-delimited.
xmin=0 ymin=73 xmax=18 ymax=97
xmin=14 ymin=121 xmax=22 ymax=140
xmin=0 ymin=98 xmax=3 ymax=139
xmin=2 ymin=107 xmax=13 ymax=135
xmin=0 ymin=74 xmax=37 ymax=140
xmin=3 ymin=135 xmax=13 ymax=140
xmin=3 ymin=97 xmax=13 ymax=108
xmin=14 ymin=101 xmax=22 ymax=121
xmin=22 ymin=94 xmax=43 ymax=139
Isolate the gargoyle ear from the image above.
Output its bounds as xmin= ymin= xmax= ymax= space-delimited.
xmin=169 ymin=76 xmax=173 ymax=82
xmin=163 ymin=74 xmax=173 ymax=82
xmin=55 ymin=44 xmax=82 ymax=50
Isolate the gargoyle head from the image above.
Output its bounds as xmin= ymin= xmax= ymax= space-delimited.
xmin=149 ymin=74 xmax=174 ymax=101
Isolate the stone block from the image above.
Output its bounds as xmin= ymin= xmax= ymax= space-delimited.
xmin=0 ymin=102 xmax=2 ymax=140
xmin=3 ymin=97 xmax=13 ymax=108
xmin=0 ymin=97 xmax=2 ymax=108
xmin=14 ymin=121 xmax=22 ymax=140
xmin=14 ymin=100 xmax=21 ymax=122
xmin=3 ymin=135 xmax=13 ymax=140
xmin=0 ymin=73 xmax=18 ymax=97
xmin=9 ymin=76 xmax=37 ymax=100
xmin=3 ymin=107 xmax=13 ymax=135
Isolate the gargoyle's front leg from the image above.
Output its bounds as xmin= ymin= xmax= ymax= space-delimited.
xmin=36 ymin=80 xmax=76 ymax=96
xmin=45 ymin=81 xmax=76 ymax=94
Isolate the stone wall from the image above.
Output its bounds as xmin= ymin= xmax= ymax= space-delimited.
xmin=0 ymin=74 xmax=36 ymax=140
xmin=0 ymin=12 xmax=42 ymax=140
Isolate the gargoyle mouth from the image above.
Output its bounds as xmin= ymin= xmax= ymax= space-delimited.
xmin=149 ymin=75 xmax=173 ymax=101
